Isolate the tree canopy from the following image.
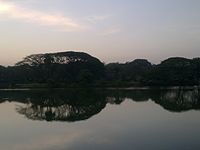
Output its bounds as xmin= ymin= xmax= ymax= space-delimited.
xmin=0 ymin=51 xmax=200 ymax=88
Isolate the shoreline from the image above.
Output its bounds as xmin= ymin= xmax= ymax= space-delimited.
xmin=0 ymin=86 xmax=199 ymax=91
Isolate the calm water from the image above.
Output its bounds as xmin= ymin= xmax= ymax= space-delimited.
xmin=0 ymin=88 xmax=200 ymax=150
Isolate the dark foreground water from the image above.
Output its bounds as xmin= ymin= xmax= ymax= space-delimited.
xmin=0 ymin=88 xmax=200 ymax=150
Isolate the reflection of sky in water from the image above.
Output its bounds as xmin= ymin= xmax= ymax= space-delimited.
xmin=0 ymin=98 xmax=200 ymax=150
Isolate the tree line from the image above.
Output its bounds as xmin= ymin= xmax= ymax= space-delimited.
xmin=0 ymin=51 xmax=200 ymax=88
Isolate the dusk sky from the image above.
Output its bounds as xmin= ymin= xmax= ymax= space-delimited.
xmin=0 ymin=0 xmax=200 ymax=66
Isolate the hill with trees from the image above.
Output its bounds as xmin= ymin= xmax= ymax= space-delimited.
xmin=0 ymin=51 xmax=105 ymax=88
xmin=0 ymin=51 xmax=200 ymax=88
xmin=146 ymin=57 xmax=200 ymax=86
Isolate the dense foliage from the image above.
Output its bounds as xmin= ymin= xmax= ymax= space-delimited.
xmin=105 ymin=59 xmax=152 ymax=86
xmin=146 ymin=57 xmax=200 ymax=86
xmin=0 ymin=51 xmax=200 ymax=88
xmin=0 ymin=51 xmax=105 ymax=87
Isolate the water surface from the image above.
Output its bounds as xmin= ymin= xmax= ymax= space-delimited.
xmin=0 ymin=88 xmax=200 ymax=150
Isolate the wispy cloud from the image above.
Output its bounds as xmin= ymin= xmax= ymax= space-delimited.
xmin=0 ymin=1 xmax=82 ymax=31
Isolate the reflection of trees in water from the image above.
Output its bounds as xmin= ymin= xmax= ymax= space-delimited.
xmin=16 ymin=100 xmax=106 ymax=122
xmin=0 ymin=87 xmax=200 ymax=122
xmin=154 ymin=87 xmax=200 ymax=112
xmin=105 ymin=90 xmax=155 ymax=105
xmin=0 ymin=89 xmax=107 ymax=122
xmin=104 ymin=88 xmax=200 ymax=112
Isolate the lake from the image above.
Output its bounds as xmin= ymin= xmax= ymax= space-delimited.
xmin=0 ymin=88 xmax=200 ymax=150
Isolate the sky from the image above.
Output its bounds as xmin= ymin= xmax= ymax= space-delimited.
xmin=0 ymin=0 xmax=200 ymax=66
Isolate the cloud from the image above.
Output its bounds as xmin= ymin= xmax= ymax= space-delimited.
xmin=0 ymin=1 xmax=82 ymax=31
